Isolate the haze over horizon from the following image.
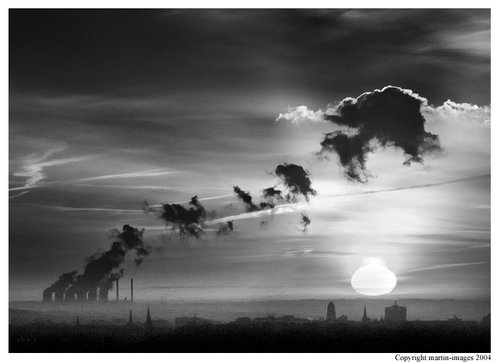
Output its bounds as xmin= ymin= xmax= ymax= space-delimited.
xmin=9 ymin=9 xmax=490 ymax=302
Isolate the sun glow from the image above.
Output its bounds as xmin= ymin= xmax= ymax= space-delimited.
xmin=351 ymin=264 xmax=397 ymax=296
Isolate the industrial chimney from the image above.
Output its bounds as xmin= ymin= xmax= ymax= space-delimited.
xmin=130 ymin=278 xmax=134 ymax=303
xmin=88 ymin=288 xmax=97 ymax=302
xmin=116 ymin=279 xmax=120 ymax=301
xmin=42 ymin=289 xmax=53 ymax=303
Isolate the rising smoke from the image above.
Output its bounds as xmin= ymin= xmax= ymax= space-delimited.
xmin=275 ymin=163 xmax=317 ymax=202
xmin=233 ymin=163 xmax=316 ymax=212
xmin=144 ymin=196 xmax=207 ymax=238
xmin=44 ymin=224 xmax=149 ymax=301
xmin=300 ymin=213 xmax=311 ymax=232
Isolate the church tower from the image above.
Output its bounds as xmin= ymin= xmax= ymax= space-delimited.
xmin=362 ymin=305 xmax=370 ymax=323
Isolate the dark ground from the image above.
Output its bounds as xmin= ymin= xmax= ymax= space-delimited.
xmin=10 ymin=320 xmax=490 ymax=353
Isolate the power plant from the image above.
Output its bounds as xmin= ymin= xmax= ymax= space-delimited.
xmin=42 ymin=277 xmax=135 ymax=303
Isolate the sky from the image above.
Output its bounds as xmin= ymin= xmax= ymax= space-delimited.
xmin=9 ymin=9 xmax=490 ymax=301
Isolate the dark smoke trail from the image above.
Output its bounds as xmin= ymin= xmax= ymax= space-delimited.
xmin=300 ymin=213 xmax=311 ymax=232
xmin=217 ymin=221 xmax=234 ymax=236
xmin=320 ymin=86 xmax=441 ymax=182
xmin=275 ymin=163 xmax=317 ymax=201
xmin=145 ymin=196 xmax=207 ymax=238
xmin=233 ymin=186 xmax=259 ymax=212
xmin=43 ymin=271 xmax=78 ymax=302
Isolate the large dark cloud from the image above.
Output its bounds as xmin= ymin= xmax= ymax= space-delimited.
xmin=320 ymin=86 xmax=441 ymax=182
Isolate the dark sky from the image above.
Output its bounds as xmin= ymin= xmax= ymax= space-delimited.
xmin=9 ymin=9 xmax=490 ymax=301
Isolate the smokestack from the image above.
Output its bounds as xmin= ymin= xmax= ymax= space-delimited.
xmin=116 ymin=279 xmax=119 ymax=301
xmin=131 ymin=278 xmax=134 ymax=303
xmin=99 ymin=287 xmax=108 ymax=302
xmin=65 ymin=290 xmax=76 ymax=303
xmin=42 ymin=289 xmax=53 ymax=303
xmin=77 ymin=290 xmax=87 ymax=303
xmin=54 ymin=290 xmax=64 ymax=303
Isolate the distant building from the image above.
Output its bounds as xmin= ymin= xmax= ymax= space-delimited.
xmin=175 ymin=316 xmax=216 ymax=328
xmin=232 ymin=317 xmax=252 ymax=325
xmin=326 ymin=301 xmax=336 ymax=321
xmin=337 ymin=315 xmax=348 ymax=322
xmin=362 ymin=306 xmax=370 ymax=323
xmin=385 ymin=301 xmax=407 ymax=322
xmin=253 ymin=314 xmax=310 ymax=326
xmin=447 ymin=314 xmax=462 ymax=323
xmin=482 ymin=313 xmax=490 ymax=326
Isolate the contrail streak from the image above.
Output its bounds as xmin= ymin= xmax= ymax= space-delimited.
xmin=204 ymin=203 xmax=302 ymax=225
xmin=328 ymin=174 xmax=490 ymax=199
xmin=402 ymin=261 xmax=488 ymax=274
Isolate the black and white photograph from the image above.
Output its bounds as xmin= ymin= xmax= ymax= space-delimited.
xmin=7 ymin=6 xmax=493 ymax=355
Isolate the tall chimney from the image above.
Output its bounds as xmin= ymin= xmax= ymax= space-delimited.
xmin=116 ymin=279 xmax=119 ymax=302
xmin=130 ymin=278 xmax=134 ymax=303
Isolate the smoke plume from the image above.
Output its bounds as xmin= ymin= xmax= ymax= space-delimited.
xmin=43 ymin=271 xmax=78 ymax=298
xmin=233 ymin=186 xmax=259 ymax=212
xmin=45 ymin=224 xmax=149 ymax=301
xmin=275 ymin=163 xmax=317 ymax=201
xmin=320 ymin=86 xmax=441 ymax=182
xmin=300 ymin=213 xmax=311 ymax=232
xmin=145 ymin=196 xmax=207 ymax=238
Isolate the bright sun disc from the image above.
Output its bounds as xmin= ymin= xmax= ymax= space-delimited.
xmin=351 ymin=264 xmax=397 ymax=296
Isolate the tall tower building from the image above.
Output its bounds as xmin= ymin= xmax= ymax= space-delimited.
xmin=326 ymin=301 xmax=336 ymax=321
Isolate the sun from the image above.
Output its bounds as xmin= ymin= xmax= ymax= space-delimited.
xmin=351 ymin=264 xmax=397 ymax=296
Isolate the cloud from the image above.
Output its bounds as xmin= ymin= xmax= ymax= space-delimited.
xmin=11 ymin=147 xmax=92 ymax=191
xmin=424 ymin=99 xmax=490 ymax=126
xmin=276 ymin=105 xmax=327 ymax=125
xmin=75 ymin=169 xmax=181 ymax=182
xmin=319 ymin=86 xmax=441 ymax=182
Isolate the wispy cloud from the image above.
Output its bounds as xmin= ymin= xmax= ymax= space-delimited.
xmin=73 ymin=183 xmax=230 ymax=191
xmin=10 ymin=146 xmax=93 ymax=192
xmin=9 ymin=191 xmax=31 ymax=199
xmin=74 ymin=169 xmax=181 ymax=182
xmin=13 ymin=203 xmax=143 ymax=214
